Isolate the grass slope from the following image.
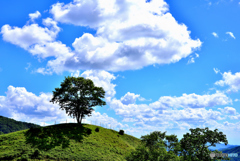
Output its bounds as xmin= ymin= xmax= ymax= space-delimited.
xmin=0 ymin=123 xmax=141 ymax=161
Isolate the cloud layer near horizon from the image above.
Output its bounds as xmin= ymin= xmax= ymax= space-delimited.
xmin=0 ymin=69 xmax=238 ymax=134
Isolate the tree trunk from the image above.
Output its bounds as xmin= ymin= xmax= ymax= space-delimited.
xmin=77 ymin=113 xmax=80 ymax=124
xmin=77 ymin=112 xmax=83 ymax=126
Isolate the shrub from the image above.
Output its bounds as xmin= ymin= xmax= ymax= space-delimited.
xmin=31 ymin=149 xmax=40 ymax=159
xmin=119 ymin=130 xmax=124 ymax=135
xmin=95 ymin=127 xmax=100 ymax=132
xmin=87 ymin=129 xmax=92 ymax=135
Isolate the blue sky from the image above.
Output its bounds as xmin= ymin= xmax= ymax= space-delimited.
xmin=1 ymin=0 xmax=240 ymax=145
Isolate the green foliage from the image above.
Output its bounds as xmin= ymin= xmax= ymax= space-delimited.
xmin=19 ymin=154 xmax=29 ymax=161
xmin=119 ymin=130 xmax=124 ymax=135
xmin=179 ymin=127 xmax=229 ymax=161
xmin=50 ymin=76 xmax=106 ymax=126
xmin=125 ymin=143 xmax=150 ymax=161
xmin=31 ymin=149 xmax=40 ymax=159
xmin=0 ymin=115 xmax=40 ymax=134
xmin=95 ymin=127 xmax=100 ymax=132
xmin=87 ymin=128 xmax=92 ymax=135
xmin=125 ymin=131 xmax=181 ymax=161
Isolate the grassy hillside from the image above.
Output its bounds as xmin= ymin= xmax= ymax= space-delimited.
xmin=0 ymin=123 xmax=142 ymax=161
xmin=0 ymin=115 xmax=41 ymax=134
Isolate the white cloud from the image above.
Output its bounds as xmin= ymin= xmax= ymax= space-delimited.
xmin=120 ymin=92 xmax=140 ymax=105
xmin=0 ymin=84 xmax=125 ymax=128
xmin=213 ymin=68 xmax=220 ymax=74
xmin=226 ymin=32 xmax=236 ymax=39
xmin=107 ymin=91 xmax=231 ymax=124
xmin=228 ymin=115 xmax=240 ymax=120
xmin=1 ymin=18 xmax=61 ymax=56
xmin=29 ymin=11 xmax=41 ymax=21
xmin=212 ymin=32 xmax=218 ymax=38
xmin=138 ymin=97 xmax=152 ymax=102
xmin=224 ymin=107 xmax=237 ymax=115
xmin=1 ymin=23 xmax=55 ymax=49
xmin=1 ymin=18 xmax=76 ymax=75
xmin=43 ymin=0 xmax=201 ymax=73
xmin=1 ymin=0 xmax=202 ymax=75
xmin=86 ymin=111 xmax=128 ymax=129
xmin=0 ymin=85 xmax=67 ymax=124
xmin=149 ymin=92 xmax=231 ymax=110
xmin=215 ymin=71 xmax=240 ymax=92
xmin=0 ymin=84 xmax=236 ymax=139
xmin=174 ymin=108 xmax=224 ymax=123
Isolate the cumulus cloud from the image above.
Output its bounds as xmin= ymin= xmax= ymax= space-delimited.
xmin=1 ymin=17 xmax=60 ymax=49
xmin=174 ymin=108 xmax=224 ymax=123
xmin=223 ymin=107 xmax=237 ymax=115
xmin=1 ymin=0 xmax=202 ymax=74
xmin=1 ymin=17 xmax=75 ymax=74
xmin=226 ymin=32 xmax=236 ymax=39
xmin=87 ymin=111 xmax=128 ymax=129
xmin=29 ymin=11 xmax=41 ymax=21
xmin=0 ymin=84 xmax=126 ymax=128
xmin=0 ymin=0 xmax=199 ymax=75
xmin=1 ymin=23 xmax=55 ymax=50
xmin=107 ymin=91 xmax=231 ymax=124
xmin=120 ymin=92 xmax=140 ymax=105
xmin=228 ymin=115 xmax=240 ymax=120
xmin=0 ymin=85 xmax=67 ymax=124
xmin=212 ymin=32 xmax=218 ymax=38
xmin=149 ymin=92 xmax=231 ymax=110
xmin=215 ymin=71 xmax=240 ymax=92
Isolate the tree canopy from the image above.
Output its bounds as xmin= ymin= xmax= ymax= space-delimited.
xmin=180 ymin=127 xmax=229 ymax=160
xmin=126 ymin=127 xmax=229 ymax=161
xmin=126 ymin=131 xmax=181 ymax=161
xmin=50 ymin=76 xmax=106 ymax=125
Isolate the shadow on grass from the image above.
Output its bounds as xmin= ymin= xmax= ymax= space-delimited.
xmin=24 ymin=123 xmax=92 ymax=151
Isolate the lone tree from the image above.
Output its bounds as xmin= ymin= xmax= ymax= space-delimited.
xmin=50 ymin=76 xmax=106 ymax=126
xmin=180 ymin=127 xmax=229 ymax=161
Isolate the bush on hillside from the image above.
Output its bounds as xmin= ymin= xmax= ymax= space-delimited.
xmin=87 ymin=129 xmax=92 ymax=135
xmin=119 ymin=130 xmax=124 ymax=135
xmin=95 ymin=127 xmax=99 ymax=132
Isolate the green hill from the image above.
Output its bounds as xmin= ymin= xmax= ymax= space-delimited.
xmin=0 ymin=115 xmax=41 ymax=134
xmin=0 ymin=123 xmax=142 ymax=161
